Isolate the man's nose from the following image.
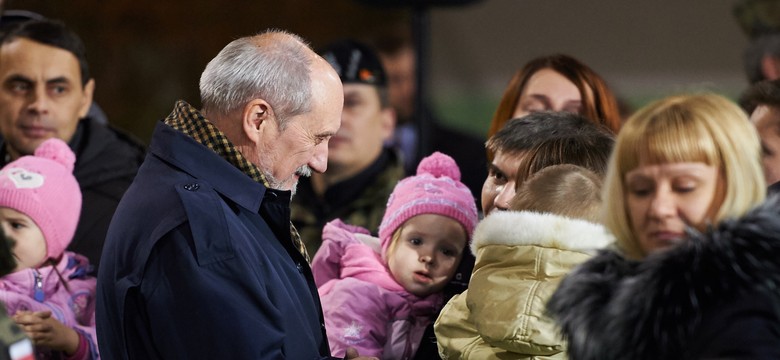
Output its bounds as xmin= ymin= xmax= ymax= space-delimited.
xmin=27 ymin=87 xmax=49 ymax=114
xmin=309 ymin=142 xmax=328 ymax=174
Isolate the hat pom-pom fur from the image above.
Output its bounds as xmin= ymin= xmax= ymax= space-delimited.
xmin=34 ymin=138 xmax=75 ymax=173
xmin=416 ymin=151 xmax=461 ymax=181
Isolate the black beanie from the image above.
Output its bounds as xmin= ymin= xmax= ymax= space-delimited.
xmin=320 ymin=39 xmax=387 ymax=87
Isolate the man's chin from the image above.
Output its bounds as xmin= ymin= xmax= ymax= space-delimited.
xmin=269 ymin=179 xmax=300 ymax=196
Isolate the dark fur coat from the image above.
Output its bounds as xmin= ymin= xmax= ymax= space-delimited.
xmin=548 ymin=198 xmax=780 ymax=360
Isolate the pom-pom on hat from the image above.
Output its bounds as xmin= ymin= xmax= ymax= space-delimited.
xmin=379 ymin=152 xmax=478 ymax=256
xmin=0 ymin=138 xmax=81 ymax=264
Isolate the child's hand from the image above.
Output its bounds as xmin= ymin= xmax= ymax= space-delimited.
xmin=343 ymin=347 xmax=379 ymax=360
xmin=13 ymin=310 xmax=79 ymax=355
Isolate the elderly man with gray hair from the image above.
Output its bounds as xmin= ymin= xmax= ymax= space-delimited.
xmin=97 ymin=30 xmax=376 ymax=360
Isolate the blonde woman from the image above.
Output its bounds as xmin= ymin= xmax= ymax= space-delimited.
xmin=548 ymin=93 xmax=780 ymax=359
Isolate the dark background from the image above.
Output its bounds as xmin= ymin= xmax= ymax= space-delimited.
xmin=6 ymin=0 xmax=753 ymax=143
xmin=7 ymin=0 xmax=411 ymax=142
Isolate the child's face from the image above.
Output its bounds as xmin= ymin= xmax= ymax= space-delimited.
xmin=387 ymin=214 xmax=467 ymax=297
xmin=0 ymin=208 xmax=46 ymax=271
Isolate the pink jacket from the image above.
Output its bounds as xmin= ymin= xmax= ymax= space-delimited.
xmin=312 ymin=220 xmax=441 ymax=360
xmin=0 ymin=252 xmax=98 ymax=360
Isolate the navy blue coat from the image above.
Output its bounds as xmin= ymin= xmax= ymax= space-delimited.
xmin=97 ymin=122 xmax=336 ymax=359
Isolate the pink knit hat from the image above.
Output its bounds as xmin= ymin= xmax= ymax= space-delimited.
xmin=378 ymin=152 xmax=478 ymax=256
xmin=0 ymin=138 xmax=81 ymax=263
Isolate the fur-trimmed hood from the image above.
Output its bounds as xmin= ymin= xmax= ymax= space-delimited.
xmin=433 ymin=211 xmax=614 ymax=359
xmin=548 ymin=198 xmax=780 ymax=360
xmin=472 ymin=210 xmax=614 ymax=255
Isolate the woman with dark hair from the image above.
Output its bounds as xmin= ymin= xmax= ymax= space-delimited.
xmin=486 ymin=54 xmax=621 ymax=159
xmin=435 ymin=127 xmax=615 ymax=359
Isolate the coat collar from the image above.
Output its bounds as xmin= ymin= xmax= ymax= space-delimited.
xmin=471 ymin=211 xmax=614 ymax=255
xmin=1 ymin=253 xmax=90 ymax=301
xmin=548 ymin=197 xmax=780 ymax=360
xmin=149 ymin=120 xmax=267 ymax=213
xmin=163 ymin=100 xmax=270 ymax=187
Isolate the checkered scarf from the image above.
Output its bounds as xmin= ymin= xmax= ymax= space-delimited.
xmin=164 ymin=100 xmax=310 ymax=262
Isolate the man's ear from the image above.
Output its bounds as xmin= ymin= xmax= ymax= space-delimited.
xmin=78 ymin=78 xmax=96 ymax=118
xmin=242 ymin=99 xmax=273 ymax=143
xmin=380 ymin=107 xmax=396 ymax=142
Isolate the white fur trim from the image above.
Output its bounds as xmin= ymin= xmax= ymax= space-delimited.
xmin=471 ymin=211 xmax=614 ymax=254
xmin=354 ymin=233 xmax=381 ymax=253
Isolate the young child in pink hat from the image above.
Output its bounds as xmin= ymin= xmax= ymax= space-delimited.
xmin=311 ymin=152 xmax=478 ymax=360
xmin=0 ymin=138 xmax=98 ymax=359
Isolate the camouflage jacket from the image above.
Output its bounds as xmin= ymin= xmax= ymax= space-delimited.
xmin=0 ymin=303 xmax=31 ymax=360
xmin=292 ymin=149 xmax=404 ymax=256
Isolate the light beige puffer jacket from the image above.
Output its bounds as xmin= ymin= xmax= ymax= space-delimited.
xmin=434 ymin=211 xmax=614 ymax=359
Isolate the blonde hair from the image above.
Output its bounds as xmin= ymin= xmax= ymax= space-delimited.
xmin=604 ymin=93 xmax=766 ymax=259
xmin=385 ymin=226 xmax=404 ymax=263
xmin=511 ymin=164 xmax=604 ymax=223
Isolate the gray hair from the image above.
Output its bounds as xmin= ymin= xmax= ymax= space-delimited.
xmin=199 ymin=30 xmax=313 ymax=128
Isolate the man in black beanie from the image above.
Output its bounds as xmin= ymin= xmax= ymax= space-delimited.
xmin=291 ymin=39 xmax=404 ymax=256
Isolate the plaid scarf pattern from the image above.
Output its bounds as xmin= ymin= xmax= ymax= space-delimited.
xmin=164 ymin=100 xmax=310 ymax=262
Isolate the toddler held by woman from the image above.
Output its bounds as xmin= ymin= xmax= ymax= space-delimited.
xmin=312 ymin=152 xmax=478 ymax=360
